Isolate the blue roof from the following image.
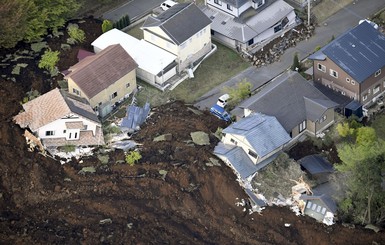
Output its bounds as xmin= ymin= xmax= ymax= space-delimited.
xmin=298 ymin=155 xmax=334 ymax=175
xmin=214 ymin=142 xmax=258 ymax=179
xmin=121 ymin=102 xmax=150 ymax=130
xmin=309 ymin=21 xmax=385 ymax=83
xmin=223 ymin=113 xmax=291 ymax=158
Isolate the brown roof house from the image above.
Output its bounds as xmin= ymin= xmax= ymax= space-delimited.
xmin=14 ymin=88 xmax=104 ymax=148
xmin=65 ymin=44 xmax=138 ymax=118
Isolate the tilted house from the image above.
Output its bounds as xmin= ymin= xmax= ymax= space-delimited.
xmin=201 ymin=0 xmax=297 ymax=50
xmin=233 ymin=71 xmax=337 ymax=139
xmin=14 ymin=88 xmax=104 ymax=147
xmin=65 ymin=44 xmax=138 ymax=117
xmin=92 ymin=29 xmax=177 ymax=90
xmin=142 ymin=2 xmax=212 ymax=72
xmin=300 ymin=194 xmax=337 ymax=224
xmin=214 ymin=113 xmax=291 ymax=180
xmin=309 ymin=21 xmax=385 ymax=106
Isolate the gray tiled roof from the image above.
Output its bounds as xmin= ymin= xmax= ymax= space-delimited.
xmin=201 ymin=0 xmax=293 ymax=43
xmin=300 ymin=194 xmax=337 ymax=213
xmin=237 ymin=71 xmax=337 ymax=132
xmin=298 ymin=154 xmax=334 ymax=175
xmin=142 ymin=3 xmax=211 ymax=45
xmin=308 ymin=21 xmax=385 ymax=83
xmin=223 ymin=113 xmax=290 ymax=158
xmin=214 ymin=142 xmax=258 ymax=179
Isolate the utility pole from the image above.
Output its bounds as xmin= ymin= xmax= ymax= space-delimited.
xmin=308 ymin=0 xmax=311 ymax=26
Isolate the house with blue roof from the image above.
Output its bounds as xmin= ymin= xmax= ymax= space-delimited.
xmin=214 ymin=113 xmax=291 ymax=180
xmin=232 ymin=71 xmax=337 ymax=139
xmin=309 ymin=21 xmax=385 ymax=106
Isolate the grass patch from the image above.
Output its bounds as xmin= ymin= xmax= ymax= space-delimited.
xmin=312 ymin=0 xmax=354 ymax=23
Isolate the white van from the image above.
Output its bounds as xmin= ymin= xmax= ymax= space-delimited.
xmin=217 ymin=94 xmax=230 ymax=108
xmin=161 ymin=0 xmax=177 ymax=11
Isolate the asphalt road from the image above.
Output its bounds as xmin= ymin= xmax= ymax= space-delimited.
xmin=194 ymin=0 xmax=385 ymax=110
xmin=103 ymin=0 xmax=165 ymax=22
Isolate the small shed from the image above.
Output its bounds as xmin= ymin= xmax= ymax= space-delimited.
xmin=344 ymin=100 xmax=363 ymax=119
xmin=298 ymin=155 xmax=334 ymax=184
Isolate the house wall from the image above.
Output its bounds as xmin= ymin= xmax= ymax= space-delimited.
xmin=304 ymin=199 xmax=328 ymax=222
xmin=313 ymin=59 xmax=385 ymax=104
xmin=68 ymin=71 xmax=137 ymax=109
xmin=206 ymin=0 xmax=251 ymax=17
xmin=36 ymin=115 xmax=98 ymax=141
xmin=144 ymin=26 xmax=212 ymax=72
xmin=314 ymin=108 xmax=335 ymax=135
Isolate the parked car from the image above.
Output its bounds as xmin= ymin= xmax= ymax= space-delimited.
xmin=216 ymin=94 xmax=230 ymax=108
xmin=210 ymin=104 xmax=231 ymax=122
xmin=160 ymin=0 xmax=177 ymax=11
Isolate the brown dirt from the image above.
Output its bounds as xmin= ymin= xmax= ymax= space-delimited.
xmin=0 ymin=18 xmax=385 ymax=244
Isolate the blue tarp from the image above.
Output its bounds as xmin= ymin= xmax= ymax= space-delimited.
xmin=121 ymin=102 xmax=150 ymax=130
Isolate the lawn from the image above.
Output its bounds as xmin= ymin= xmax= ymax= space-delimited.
xmin=126 ymin=25 xmax=250 ymax=106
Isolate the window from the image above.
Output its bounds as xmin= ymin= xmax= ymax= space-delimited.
xmin=312 ymin=203 xmax=317 ymax=211
xmin=346 ymin=78 xmax=350 ymax=83
xmin=330 ymin=69 xmax=338 ymax=78
xmin=351 ymin=80 xmax=355 ymax=85
xmin=110 ymin=92 xmax=117 ymax=100
xmin=375 ymin=69 xmax=381 ymax=77
xmin=320 ymin=115 xmax=327 ymax=123
xmin=321 ymin=207 xmax=326 ymax=214
xmin=248 ymin=149 xmax=258 ymax=159
xmin=363 ymin=94 xmax=368 ymax=101
xmin=126 ymin=83 xmax=130 ymax=88
xmin=299 ymin=120 xmax=306 ymax=132
xmin=45 ymin=131 xmax=55 ymax=136
xmin=73 ymin=88 xmax=80 ymax=96
xmin=317 ymin=63 xmax=326 ymax=73
xmin=227 ymin=4 xmax=232 ymax=10
xmin=63 ymin=130 xmax=66 ymax=133
xmin=256 ymin=0 xmax=265 ymax=7
xmin=230 ymin=138 xmax=237 ymax=145
xmin=214 ymin=0 xmax=221 ymax=5
xmin=274 ymin=24 xmax=282 ymax=33
xmin=316 ymin=205 xmax=322 ymax=213
xmin=368 ymin=89 xmax=371 ymax=94
xmin=374 ymin=85 xmax=380 ymax=94
xmin=307 ymin=201 xmax=312 ymax=209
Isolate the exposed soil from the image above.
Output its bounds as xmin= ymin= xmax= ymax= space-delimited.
xmin=0 ymin=18 xmax=385 ymax=244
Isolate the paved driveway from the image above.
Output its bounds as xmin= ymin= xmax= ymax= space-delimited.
xmin=103 ymin=0 xmax=165 ymax=22
xmin=194 ymin=0 xmax=385 ymax=110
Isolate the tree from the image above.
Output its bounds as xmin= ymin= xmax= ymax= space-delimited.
xmin=356 ymin=127 xmax=377 ymax=146
xmin=0 ymin=0 xmax=35 ymax=48
xmin=291 ymin=52 xmax=301 ymax=71
xmin=67 ymin=23 xmax=85 ymax=43
xmin=223 ymin=79 xmax=252 ymax=108
xmin=102 ymin=20 xmax=113 ymax=33
xmin=38 ymin=49 xmax=60 ymax=74
xmin=125 ymin=151 xmax=142 ymax=166
xmin=337 ymin=134 xmax=385 ymax=225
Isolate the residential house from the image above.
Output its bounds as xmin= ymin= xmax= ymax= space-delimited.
xmin=309 ymin=21 xmax=385 ymax=106
xmin=65 ymin=44 xmax=138 ymax=117
xmin=300 ymin=194 xmax=337 ymax=224
xmin=201 ymin=0 xmax=297 ymax=50
xmin=13 ymin=88 xmax=104 ymax=148
xmin=214 ymin=113 xmax=291 ymax=180
xmin=92 ymin=29 xmax=177 ymax=90
xmin=142 ymin=2 xmax=212 ymax=72
xmin=298 ymin=154 xmax=334 ymax=184
xmin=233 ymin=71 xmax=338 ymax=139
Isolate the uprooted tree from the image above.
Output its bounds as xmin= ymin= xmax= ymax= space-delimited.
xmin=38 ymin=49 xmax=60 ymax=74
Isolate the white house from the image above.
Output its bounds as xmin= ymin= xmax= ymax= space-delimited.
xmin=92 ymin=29 xmax=177 ymax=90
xmin=201 ymin=0 xmax=297 ymax=50
xmin=14 ymin=88 xmax=104 ymax=147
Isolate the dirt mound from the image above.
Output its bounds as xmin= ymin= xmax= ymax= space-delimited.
xmin=0 ymin=18 xmax=384 ymax=244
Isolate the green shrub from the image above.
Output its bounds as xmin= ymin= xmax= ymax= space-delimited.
xmin=67 ymin=23 xmax=85 ymax=43
xmin=102 ymin=19 xmax=113 ymax=33
xmin=125 ymin=151 xmax=142 ymax=166
xmin=61 ymin=144 xmax=76 ymax=153
xmin=38 ymin=49 xmax=60 ymax=73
